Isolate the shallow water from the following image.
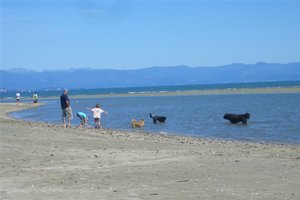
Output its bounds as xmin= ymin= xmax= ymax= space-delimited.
xmin=11 ymin=93 xmax=300 ymax=144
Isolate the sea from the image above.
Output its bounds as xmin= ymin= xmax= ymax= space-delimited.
xmin=4 ymin=81 xmax=300 ymax=144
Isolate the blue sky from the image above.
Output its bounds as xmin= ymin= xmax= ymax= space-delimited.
xmin=1 ymin=0 xmax=299 ymax=70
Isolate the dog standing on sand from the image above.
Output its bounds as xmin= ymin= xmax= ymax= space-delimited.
xmin=150 ymin=113 xmax=166 ymax=124
xmin=131 ymin=119 xmax=145 ymax=128
xmin=223 ymin=113 xmax=250 ymax=124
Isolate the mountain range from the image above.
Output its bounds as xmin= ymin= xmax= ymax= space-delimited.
xmin=0 ymin=62 xmax=299 ymax=90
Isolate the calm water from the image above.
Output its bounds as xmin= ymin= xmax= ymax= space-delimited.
xmin=11 ymin=93 xmax=300 ymax=144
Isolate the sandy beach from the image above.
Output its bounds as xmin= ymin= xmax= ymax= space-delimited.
xmin=0 ymin=103 xmax=299 ymax=200
xmin=4 ymin=86 xmax=300 ymax=101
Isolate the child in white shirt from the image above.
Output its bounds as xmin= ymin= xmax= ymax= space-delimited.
xmin=88 ymin=104 xmax=108 ymax=129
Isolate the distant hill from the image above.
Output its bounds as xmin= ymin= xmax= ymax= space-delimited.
xmin=0 ymin=62 xmax=299 ymax=90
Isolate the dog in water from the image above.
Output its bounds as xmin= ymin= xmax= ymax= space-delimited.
xmin=150 ymin=113 xmax=166 ymax=124
xmin=223 ymin=113 xmax=250 ymax=124
xmin=131 ymin=119 xmax=145 ymax=128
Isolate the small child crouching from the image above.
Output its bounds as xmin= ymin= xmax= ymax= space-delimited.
xmin=76 ymin=112 xmax=88 ymax=127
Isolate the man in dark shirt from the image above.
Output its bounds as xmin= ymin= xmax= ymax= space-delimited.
xmin=60 ymin=89 xmax=73 ymax=127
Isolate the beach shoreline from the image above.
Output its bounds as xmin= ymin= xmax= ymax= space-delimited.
xmin=1 ymin=103 xmax=299 ymax=200
xmin=68 ymin=86 xmax=300 ymax=99
xmin=1 ymin=86 xmax=300 ymax=101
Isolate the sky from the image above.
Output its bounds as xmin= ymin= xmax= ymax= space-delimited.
xmin=0 ymin=0 xmax=299 ymax=71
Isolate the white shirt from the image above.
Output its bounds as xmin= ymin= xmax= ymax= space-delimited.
xmin=16 ymin=92 xmax=20 ymax=99
xmin=91 ymin=108 xmax=104 ymax=119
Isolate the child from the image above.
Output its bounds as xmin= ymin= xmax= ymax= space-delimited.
xmin=87 ymin=104 xmax=108 ymax=129
xmin=76 ymin=112 xmax=88 ymax=127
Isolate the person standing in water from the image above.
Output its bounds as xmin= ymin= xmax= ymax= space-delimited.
xmin=16 ymin=91 xmax=21 ymax=104
xmin=32 ymin=92 xmax=38 ymax=103
xmin=87 ymin=104 xmax=108 ymax=129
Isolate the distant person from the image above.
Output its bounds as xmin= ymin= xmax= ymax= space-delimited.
xmin=87 ymin=104 xmax=108 ymax=129
xmin=76 ymin=112 xmax=88 ymax=127
xmin=32 ymin=92 xmax=38 ymax=103
xmin=60 ymin=89 xmax=73 ymax=127
xmin=16 ymin=91 xmax=20 ymax=104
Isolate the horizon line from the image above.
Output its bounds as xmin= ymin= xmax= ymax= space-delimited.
xmin=1 ymin=61 xmax=300 ymax=72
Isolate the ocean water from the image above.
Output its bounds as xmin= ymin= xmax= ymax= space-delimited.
xmin=10 ymin=93 xmax=300 ymax=144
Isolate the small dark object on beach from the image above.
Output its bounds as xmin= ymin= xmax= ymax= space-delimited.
xmin=150 ymin=113 xmax=166 ymax=124
xmin=223 ymin=113 xmax=250 ymax=124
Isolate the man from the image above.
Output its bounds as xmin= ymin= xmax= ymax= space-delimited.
xmin=32 ymin=92 xmax=38 ymax=103
xmin=16 ymin=91 xmax=20 ymax=104
xmin=60 ymin=89 xmax=73 ymax=127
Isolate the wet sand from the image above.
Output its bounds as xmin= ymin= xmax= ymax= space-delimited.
xmin=0 ymin=103 xmax=299 ymax=200
xmin=6 ymin=86 xmax=300 ymax=100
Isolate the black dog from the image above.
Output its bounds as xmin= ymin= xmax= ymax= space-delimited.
xmin=223 ymin=113 xmax=250 ymax=124
xmin=150 ymin=113 xmax=166 ymax=124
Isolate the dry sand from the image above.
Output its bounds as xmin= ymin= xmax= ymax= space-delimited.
xmin=0 ymin=103 xmax=299 ymax=200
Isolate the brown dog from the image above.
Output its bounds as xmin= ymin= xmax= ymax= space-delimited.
xmin=131 ymin=119 xmax=145 ymax=128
